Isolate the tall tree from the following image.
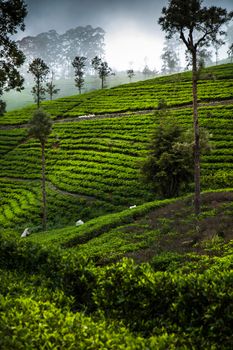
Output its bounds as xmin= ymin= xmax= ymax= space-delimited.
xmin=228 ymin=43 xmax=233 ymax=62
xmin=98 ymin=61 xmax=112 ymax=89
xmin=226 ymin=24 xmax=233 ymax=56
xmin=0 ymin=0 xmax=27 ymax=115
xmin=142 ymin=65 xmax=151 ymax=78
xmin=91 ymin=57 xmax=112 ymax=89
xmin=46 ymin=71 xmax=60 ymax=100
xmin=127 ymin=69 xmax=135 ymax=82
xmin=198 ymin=49 xmax=212 ymax=69
xmin=72 ymin=56 xmax=87 ymax=94
xmin=28 ymin=109 xmax=52 ymax=231
xmin=159 ymin=0 xmax=232 ymax=215
xmin=28 ymin=58 xmax=49 ymax=108
xmin=91 ymin=56 xmax=102 ymax=74
xmin=161 ymin=48 xmax=179 ymax=74
xmin=213 ymin=39 xmax=224 ymax=65
xmin=161 ymin=38 xmax=180 ymax=74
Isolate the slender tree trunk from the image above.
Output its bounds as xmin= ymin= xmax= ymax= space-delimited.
xmin=41 ymin=142 xmax=47 ymax=230
xmin=192 ymin=50 xmax=201 ymax=215
xmin=37 ymin=77 xmax=40 ymax=109
xmin=101 ymin=76 xmax=104 ymax=89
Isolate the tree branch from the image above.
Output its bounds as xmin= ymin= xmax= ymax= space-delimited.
xmin=180 ymin=29 xmax=189 ymax=50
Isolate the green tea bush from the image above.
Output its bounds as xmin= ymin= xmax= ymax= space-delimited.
xmin=1 ymin=230 xmax=232 ymax=349
xmin=0 ymin=269 xmax=73 ymax=310
xmin=93 ymin=258 xmax=233 ymax=348
xmin=0 ymin=230 xmax=97 ymax=310
xmin=0 ymin=296 xmax=156 ymax=350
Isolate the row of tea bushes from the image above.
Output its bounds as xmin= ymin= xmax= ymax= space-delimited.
xmin=1 ymin=63 xmax=232 ymax=125
xmin=0 ymin=229 xmax=232 ymax=349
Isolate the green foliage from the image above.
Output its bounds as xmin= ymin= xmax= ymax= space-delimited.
xmin=28 ymin=108 xmax=52 ymax=230
xmin=93 ymin=257 xmax=233 ymax=347
xmin=0 ymin=100 xmax=232 ymax=231
xmin=45 ymin=71 xmax=60 ymax=100
xmin=29 ymin=197 xmax=177 ymax=248
xmin=0 ymin=63 xmax=232 ymax=125
xmin=72 ymin=56 xmax=87 ymax=94
xmin=0 ymin=228 xmax=233 ymax=349
xmin=0 ymin=291 xmax=182 ymax=349
xmin=0 ymin=0 xmax=27 ymax=112
xmin=91 ymin=56 xmax=102 ymax=72
xmin=28 ymin=108 xmax=52 ymax=145
xmin=0 ymin=43 xmax=233 ymax=350
xmin=159 ymin=1 xmax=233 ymax=213
xmin=0 ymin=100 xmax=6 ymax=116
xmin=91 ymin=58 xmax=112 ymax=89
xmin=158 ymin=0 xmax=232 ymax=48
xmin=141 ymin=119 xmax=194 ymax=197
xmin=127 ymin=69 xmax=135 ymax=81
xmin=28 ymin=58 xmax=50 ymax=108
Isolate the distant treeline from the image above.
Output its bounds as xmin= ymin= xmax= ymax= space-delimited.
xmin=17 ymin=25 xmax=105 ymax=78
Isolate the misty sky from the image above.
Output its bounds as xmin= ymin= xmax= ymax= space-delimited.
xmin=21 ymin=0 xmax=232 ymax=70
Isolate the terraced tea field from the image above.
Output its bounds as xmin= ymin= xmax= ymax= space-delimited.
xmin=1 ymin=63 xmax=232 ymax=125
xmin=1 ymin=63 xmax=233 ymax=350
xmin=0 ymin=63 xmax=233 ymax=232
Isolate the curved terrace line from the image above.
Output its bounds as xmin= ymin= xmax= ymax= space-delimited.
xmin=0 ymin=98 xmax=233 ymax=131
xmin=0 ymin=176 xmax=96 ymax=202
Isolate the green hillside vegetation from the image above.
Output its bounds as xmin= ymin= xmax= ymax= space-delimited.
xmin=1 ymin=63 xmax=233 ymax=125
xmin=3 ymin=72 xmax=153 ymax=113
xmin=0 ymin=63 xmax=233 ymax=349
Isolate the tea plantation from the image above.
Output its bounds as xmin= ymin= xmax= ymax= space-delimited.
xmin=0 ymin=63 xmax=233 ymax=349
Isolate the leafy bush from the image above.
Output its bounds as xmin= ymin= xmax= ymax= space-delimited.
xmin=0 ymin=296 xmax=156 ymax=350
xmin=141 ymin=120 xmax=194 ymax=197
xmin=0 ymin=230 xmax=97 ymax=310
xmin=0 ymin=230 xmax=233 ymax=349
xmin=93 ymin=258 xmax=233 ymax=348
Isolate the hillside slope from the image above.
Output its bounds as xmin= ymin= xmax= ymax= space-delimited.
xmin=0 ymin=64 xmax=233 ymax=350
xmin=0 ymin=63 xmax=233 ymax=232
xmin=27 ymin=189 xmax=233 ymax=263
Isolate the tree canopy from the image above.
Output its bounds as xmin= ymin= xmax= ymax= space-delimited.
xmin=0 ymin=0 xmax=27 ymax=114
xmin=158 ymin=0 xmax=232 ymax=214
xmin=141 ymin=121 xmax=194 ymax=198
xmin=28 ymin=108 xmax=52 ymax=146
xmin=17 ymin=26 xmax=105 ymax=78
xmin=141 ymin=118 xmax=211 ymax=198
xmin=159 ymin=0 xmax=232 ymax=54
xmin=28 ymin=58 xmax=50 ymax=108
xmin=91 ymin=57 xmax=112 ymax=89
xmin=72 ymin=56 xmax=87 ymax=94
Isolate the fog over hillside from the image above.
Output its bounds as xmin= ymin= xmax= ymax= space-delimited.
xmin=19 ymin=0 xmax=232 ymax=71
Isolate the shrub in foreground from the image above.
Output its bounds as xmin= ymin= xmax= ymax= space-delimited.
xmin=93 ymin=258 xmax=233 ymax=348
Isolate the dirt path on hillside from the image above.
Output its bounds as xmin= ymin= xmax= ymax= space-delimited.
xmin=55 ymin=98 xmax=233 ymax=124
xmin=47 ymin=181 xmax=96 ymax=201
xmin=1 ymin=98 xmax=233 ymax=131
